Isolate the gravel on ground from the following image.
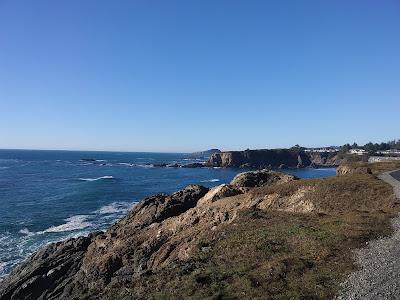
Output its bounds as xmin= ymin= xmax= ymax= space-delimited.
xmin=337 ymin=170 xmax=400 ymax=300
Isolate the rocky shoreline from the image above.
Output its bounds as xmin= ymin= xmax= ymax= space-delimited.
xmin=0 ymin=170 xmax=298 ymax=299
xmin=2 ymin=162 xmax=398 ymax=299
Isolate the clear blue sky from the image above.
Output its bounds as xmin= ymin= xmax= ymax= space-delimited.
xmin=0 ymin=1 xmax=399 ymax=152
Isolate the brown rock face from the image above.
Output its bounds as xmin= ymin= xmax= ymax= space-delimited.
xmin=207 ymin=149 xmax=312 ymax=168
xmin=307 ymin=152 xmax=344 ymax=167
xmin=198 ymin=184 xmax=244 ymax=205
xmin=336 ymin=164 xmax=372 ymax=176
xmin=230 ymin=169 xmax=298 ymax=188
xmin=0 ymin=233 xmax=100 ymax=300
xmin=207 ymin=149 xmax=346 ymax=169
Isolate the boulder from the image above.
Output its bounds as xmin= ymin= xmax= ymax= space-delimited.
xmin=336 ymin=164 xmax=372 ymax=176
xmin=198 ymin=184 xmax=243 ymax=205
xmin=122 ymin=184 xmax=209 ymax=229
xmin=230 ymin=169 xmax=298 ymax=188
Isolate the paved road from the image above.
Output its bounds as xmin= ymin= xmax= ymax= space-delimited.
xmin=338 ymin=170 xmax=400 ymax=300
xmin=391 ymin=170 xmax=400 ymax=182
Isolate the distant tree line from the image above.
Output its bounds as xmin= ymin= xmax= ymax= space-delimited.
xmin=339 ymin=139 xmax=400 ymax=154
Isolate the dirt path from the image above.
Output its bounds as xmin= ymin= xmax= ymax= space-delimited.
xmin=338 ymin=170 xmax=400 ymax=300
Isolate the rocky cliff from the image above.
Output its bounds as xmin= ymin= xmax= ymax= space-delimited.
xmin=1 ymin=168 xmax=396 ymax=299
xmin=188 ymin=149 xmax=221 ymax=159
xmin=207 ymin=149 xmax=344 ymax=168
xmin=0 ymin=170 xmax=297 ymax=300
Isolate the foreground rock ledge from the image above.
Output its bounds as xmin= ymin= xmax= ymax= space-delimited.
xmin=0 ymin=170 xmax=296 ymax=299
xmin=1 ymin=168 xmax=397 ymax=299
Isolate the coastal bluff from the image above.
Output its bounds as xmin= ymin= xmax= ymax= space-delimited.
xmin=207 ymin=149 xmax=342 ymax=168
xmin=2 ymin=162 xmax=398 ymax=299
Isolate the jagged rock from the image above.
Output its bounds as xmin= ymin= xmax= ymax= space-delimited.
xmin=307 ymin=152 xmax=344 ymax=167
xmin=167 ymin=163 xmax=181 ymax=168
xmin=0 ymin=233 xmax=100 ymax=300
xmin=0 ymin=185 xmax=209 ymax=299
xmin=207 ymin=149 xmax=312 ymax=168
xmin=230 ymin=169 xmax=298 ymax=188
xmin=153 ymin=163 xmax=168 ymax=167
xmin=207 ymin=149 xmax=344 ymax=168
xmin=188 ymin=149 xmax=221 ymax=159
xmin=119 ymin=184 xmax=209 ymax=229
xmin=336 ymin=164 xmax=372 ymax=176
xmin=0 ymin=167 xmax=396 ymax=299
xmin=198 ymin=184 xmax=243 ymax=205
xmin=181 ymin=163 xmax=205 ymax=168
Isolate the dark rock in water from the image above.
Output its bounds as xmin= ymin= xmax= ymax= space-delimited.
xmin=153 ymin=163 xmax=168 ymax=167
xmin=0 ymin=232 xmax=101 ymax=300
xmin=167 ymin=163 xmax=181 ymax=168
xmin=230 ymin=169 xmax=298 ymax=188
xmin=80 ymin=158 xmax=96 ymax=162
xmin=181 ymin=163 xmax=205 ymax=168
xmin=153 ymin=163 xmax=183 ymax=168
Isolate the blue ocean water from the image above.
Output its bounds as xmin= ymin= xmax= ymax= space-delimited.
xmin=0 ymin=149 xmax=336 ymax=279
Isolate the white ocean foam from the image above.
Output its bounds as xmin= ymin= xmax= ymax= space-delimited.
xmin=43 ymin=215 xmax=92 ymax=233
xmin=96 ymin=202 xmax=131 ymax=214
xmin=135 ymin=164 xmax=154 ymax=168
xmin=19 ymin=228 xmax=35 ymax=236
xmin=95 ymin=159 xmax=107 ymax=162
xmin=79 ymin=175 xmax=114 ymax=181
xmin=200 ymin=179 xmax=220 ymax=183
xmin=0 ymin=262 xmax=6 ymax=278
xmin=213 ymin=167 xmax=222 ymax=169
xmin=118 ymin=162 xmax=134 ymax=167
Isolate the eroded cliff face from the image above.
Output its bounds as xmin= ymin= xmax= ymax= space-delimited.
xmin=207 ymin=149 xmax=344 ymax=168
xmin=307 ymin=152 xmax=344 ymax=167
xmin=207 ymin=149 xmax=312 ymax=168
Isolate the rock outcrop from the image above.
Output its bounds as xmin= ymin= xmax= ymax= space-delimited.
xmin=188 ymin=149 xmax=221 ymax=159
xmin=307 ymin=152 xmax=344 ymax=167
xmin=0 ymin=233 xmax=100 ymax=300
xmin=207 ymin=149 xmax=347 ymax=169
xmin=230 ymin=169 xmax=298 ymax=188
xmin=336 ymin=164 xmax=372 ymax=176
xmin=207 ymin=149 xmax=312 ymax=168
xmin=2 ymin=166 xmax=397 ymax=299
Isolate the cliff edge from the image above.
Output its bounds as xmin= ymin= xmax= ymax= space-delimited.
xmin=1 ymin=165 xmax=398 ymax=299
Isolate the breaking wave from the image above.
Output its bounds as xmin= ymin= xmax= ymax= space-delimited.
xmin=78 ymin=175 xmax=114 ymax=181
xmin=43 ymin=215 xmax=92 ymax=233
xmin=200 ymin=179 xmax=220 ymax=183
xmin=96 ymin=202 xmax=132 ymax=214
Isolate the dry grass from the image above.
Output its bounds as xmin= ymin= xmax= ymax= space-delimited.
xmin=104 ymin=172 xmax=400 ymax=300
xmin=342 ymin=161 xmax=400 ymax=175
